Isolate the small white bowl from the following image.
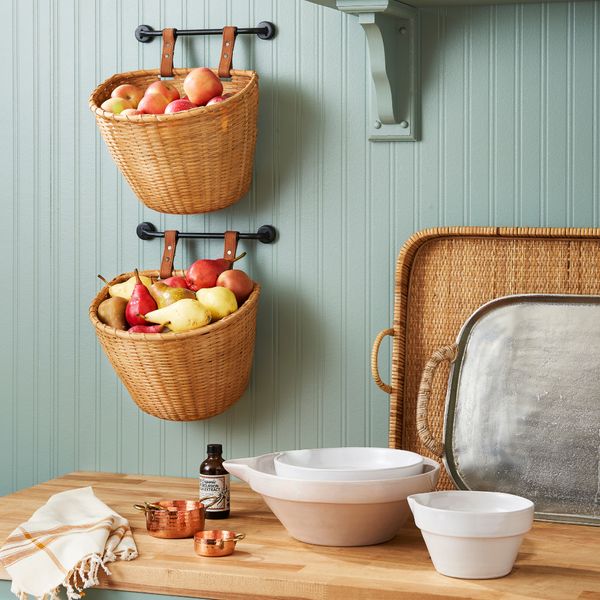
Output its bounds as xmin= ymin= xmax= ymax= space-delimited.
xmin=408 ymin=491 xmax=534 ymax=579
xmin=273 ymin=447 xmax=423 ymax=481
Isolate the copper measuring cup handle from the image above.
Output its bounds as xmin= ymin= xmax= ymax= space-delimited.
xmin=133 ymin=502 xmax=172 ymax=513
xmin=202 ymin=532 xmax=246 ymax=549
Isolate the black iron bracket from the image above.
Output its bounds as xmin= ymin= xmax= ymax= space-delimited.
xmin=136 ymin=222 xmax=277 ymax=244
xmin=135 ymin=21 xmax=276 ymax=43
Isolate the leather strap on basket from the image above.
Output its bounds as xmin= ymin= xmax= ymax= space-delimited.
xmin=218 ymin=26 xmax=238 ymax=78
xmin=160 ymin=230 xmax=178 ymax=279
xmin=160 ymin=28 xmax=177 ymax=78
xmin=416 ymin=344 xmax=458 ymax=457
xmin=223 ymin=231 xmax=239 ymax=266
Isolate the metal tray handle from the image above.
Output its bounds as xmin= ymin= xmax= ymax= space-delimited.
xmin=371 ymin=328 xmax=394 ymax=394
xmin=416 ymin=344 xmax=458 ymax=457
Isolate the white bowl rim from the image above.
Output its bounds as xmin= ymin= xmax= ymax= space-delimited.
xmin=274 ymin=447 xmax=424 ymax=475
xmin=408 ymin=490 xmax=534 ymax=515
xmin=224 ymin=453 xmax=439 ymax=487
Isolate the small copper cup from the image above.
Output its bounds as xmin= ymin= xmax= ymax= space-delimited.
xmin=194 ymin=530 xmax=245 ymax=557
xmin=134 ymin=498 xmax=218 ymax=539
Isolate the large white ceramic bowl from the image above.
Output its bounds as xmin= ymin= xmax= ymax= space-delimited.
xmin=224 ymin=452 xmax=439 ymax=547
xmin=408 ymin=491 xmax=534 ymax=579
xmin=273 ymin=447 xmax=423 ymax=481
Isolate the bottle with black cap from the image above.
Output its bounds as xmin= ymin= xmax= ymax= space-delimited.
xmin=199 ymin=443 xmax=230 ymax=519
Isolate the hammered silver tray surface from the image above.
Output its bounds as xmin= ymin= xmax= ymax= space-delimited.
xmin=444 ymin=294 xmax=600 ymax=526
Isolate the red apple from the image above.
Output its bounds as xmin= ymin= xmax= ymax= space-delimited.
xmin=186 ymin=258 xmax=231 ymax=291
xmin=145 ymin=80 xmax=180 ymax=103
xmin=111 ymin=83 xmax=144 ymax=108
xmin=164 ymin=98 xmax=198 ymax=114
xmin=100 ymin=97 xmax=134 ymax=114
xmin=138 ymin=93 xmax=169 ymax=114
xmin=161 ymin=276 xmax=189 ymax=288
xmin=183 ymin=68 xmax=223 ymax=106
xmin=216 ymin=269 xmax=254 ymax=305
xmin=121 ymin=108 xmax=142 ymax=116
xmin=206 ymin=95 xmax=226 ymax=106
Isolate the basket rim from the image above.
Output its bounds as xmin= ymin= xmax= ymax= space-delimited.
xmin=89 ymin=269 xmax=260 ymax=341
xmin=89 ymin=68 xmax=258 ymax=123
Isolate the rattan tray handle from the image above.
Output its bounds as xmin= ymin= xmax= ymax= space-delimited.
xmin=416 ymin=344 xmax=458 ymax=457
xmin=371 ymin=328 xmax=394 ymax=394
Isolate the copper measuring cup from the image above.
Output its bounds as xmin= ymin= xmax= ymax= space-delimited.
xmin=194 ymin=530 xmax=246 ymax=557
xmin=134 ymin=498 xmax=218 ymax=539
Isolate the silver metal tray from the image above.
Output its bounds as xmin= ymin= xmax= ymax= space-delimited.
xmin=444 ymin=294 xmax=600 ymax=526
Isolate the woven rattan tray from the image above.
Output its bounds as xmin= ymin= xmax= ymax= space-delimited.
xmin=371 ymin=227 xmax=600 ymax=489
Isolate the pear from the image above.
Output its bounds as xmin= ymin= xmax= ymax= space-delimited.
xmin=126 ymin=269 xmax=157 ymax=327
xmin=143 ymin=299 xmax=211 ymax=333
xmin=149 ymin=280 xmax=196 ymax=309
xmin=98 ymin=273 xmax=153 ymax=300
xmin=196 ymin=287 xmax=238 ymax=321
xmin=97 ymin=296 xmax=128 ymax=330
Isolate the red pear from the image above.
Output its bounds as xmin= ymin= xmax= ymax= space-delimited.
xmin=216 ymin=269 xmax=254 ymax=305
xmin=162 ymin=276 xmax=189 ymax=289
xmin=126 ymin=269 xmax=157 ymax=326
xmin=186 ymin=259 xmax=229 ymax=291
xmin=186 ymin=253 xmax=246 ymax=292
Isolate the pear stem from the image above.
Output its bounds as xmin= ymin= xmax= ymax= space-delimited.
xmin=231 ymin=252 xmax=247 ymax=263
xmin=97 ymin=274 xmax=110 ymax=286
xmin=134 ymin=268 xmax=142 ymax=286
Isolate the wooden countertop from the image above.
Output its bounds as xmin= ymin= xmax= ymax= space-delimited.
xmin=0 ymin=472 xmax=599 ymax=599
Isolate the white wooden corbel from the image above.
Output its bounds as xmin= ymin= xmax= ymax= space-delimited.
xmin=308 ymin=0 xmax=420 ymax=141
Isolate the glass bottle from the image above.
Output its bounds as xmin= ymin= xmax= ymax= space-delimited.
xmin=199 ymin=443 xmax=230 ymax=519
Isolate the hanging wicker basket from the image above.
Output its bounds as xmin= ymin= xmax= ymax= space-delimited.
xmin=88 ymin=27 xmax=258 ymax=215
xmin=89 ymin=232 xmax=259 ymax=421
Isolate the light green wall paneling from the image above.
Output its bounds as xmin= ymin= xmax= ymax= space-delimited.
xmin=2 ymin=0 xmax=599 ymax=597
xmin=1 ymin=0 xmax=599 ymax=541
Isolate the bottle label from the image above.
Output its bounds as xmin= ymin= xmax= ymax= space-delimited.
xmin=199 ymin=474 xmax=230 ymax=511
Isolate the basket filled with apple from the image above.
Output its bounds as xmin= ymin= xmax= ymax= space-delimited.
xmin=89 ymin=240 xmax=259 ymax=421
xmin=88 ymin=26 xmax=257 ymax=215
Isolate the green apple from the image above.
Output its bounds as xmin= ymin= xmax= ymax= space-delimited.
xmin=100 ymin=97 xmax=134 ymax=114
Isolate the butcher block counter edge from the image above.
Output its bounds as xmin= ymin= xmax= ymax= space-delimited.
xmin=0 ymin=472 xmax=599 ymax=600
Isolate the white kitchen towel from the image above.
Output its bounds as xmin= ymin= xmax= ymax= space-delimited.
xmin=0 ymin=486 xmax=138 ymax=600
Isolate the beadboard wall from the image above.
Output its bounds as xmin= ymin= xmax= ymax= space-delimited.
xmin=1 ymin=0 xmax=599 ymax=495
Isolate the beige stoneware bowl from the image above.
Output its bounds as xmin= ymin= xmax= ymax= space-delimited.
xmin=224 ymin=452 xmax=439 ymax=546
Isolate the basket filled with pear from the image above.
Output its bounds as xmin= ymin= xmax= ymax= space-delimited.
xmin=89 ymin=249 xmax=259 ymax=422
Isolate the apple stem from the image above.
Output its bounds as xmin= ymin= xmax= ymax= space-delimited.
xmin=231 ymin=252 xmax=247 ymax=264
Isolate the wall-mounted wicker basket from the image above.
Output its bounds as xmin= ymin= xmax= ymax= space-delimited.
xmin=89 ymin=232 xmax=259 ymax=421
xmin=88 ymin=27 xmax=258 ymax=215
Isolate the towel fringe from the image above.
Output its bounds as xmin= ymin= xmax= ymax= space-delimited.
xmin=64 ymin=553 xmax=112 ymax=600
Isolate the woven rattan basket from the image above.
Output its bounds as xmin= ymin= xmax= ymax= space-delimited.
xmin=89 ymin=28 xmax=258 ymax=215
xmin=90 ymin=270 xmax=260 ymax=421
xmin=371 ymin=227 xmax=600 ymax=489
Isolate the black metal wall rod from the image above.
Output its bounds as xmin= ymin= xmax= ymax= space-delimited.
xmin=135 ymin=21 xmax=276 ymax=43
xmin=137 ymin=222 xmax=277 ymax=244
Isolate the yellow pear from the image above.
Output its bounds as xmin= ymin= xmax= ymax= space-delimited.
xmin=143 ymin=299 xmax=211 ymax=333
xmin=98 ymin=274 xmax=153 ymax=300
xmin=196 ymin=286 xmax=238 ymax=321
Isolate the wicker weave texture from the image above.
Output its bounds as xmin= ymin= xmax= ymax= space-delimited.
xmin=89 ymin=68 xmax=258 ymax=215
xmin=386 ymin=227 xmax=600 ymax=490
xmin=89 ymin=271 xmax=260 ymax=421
